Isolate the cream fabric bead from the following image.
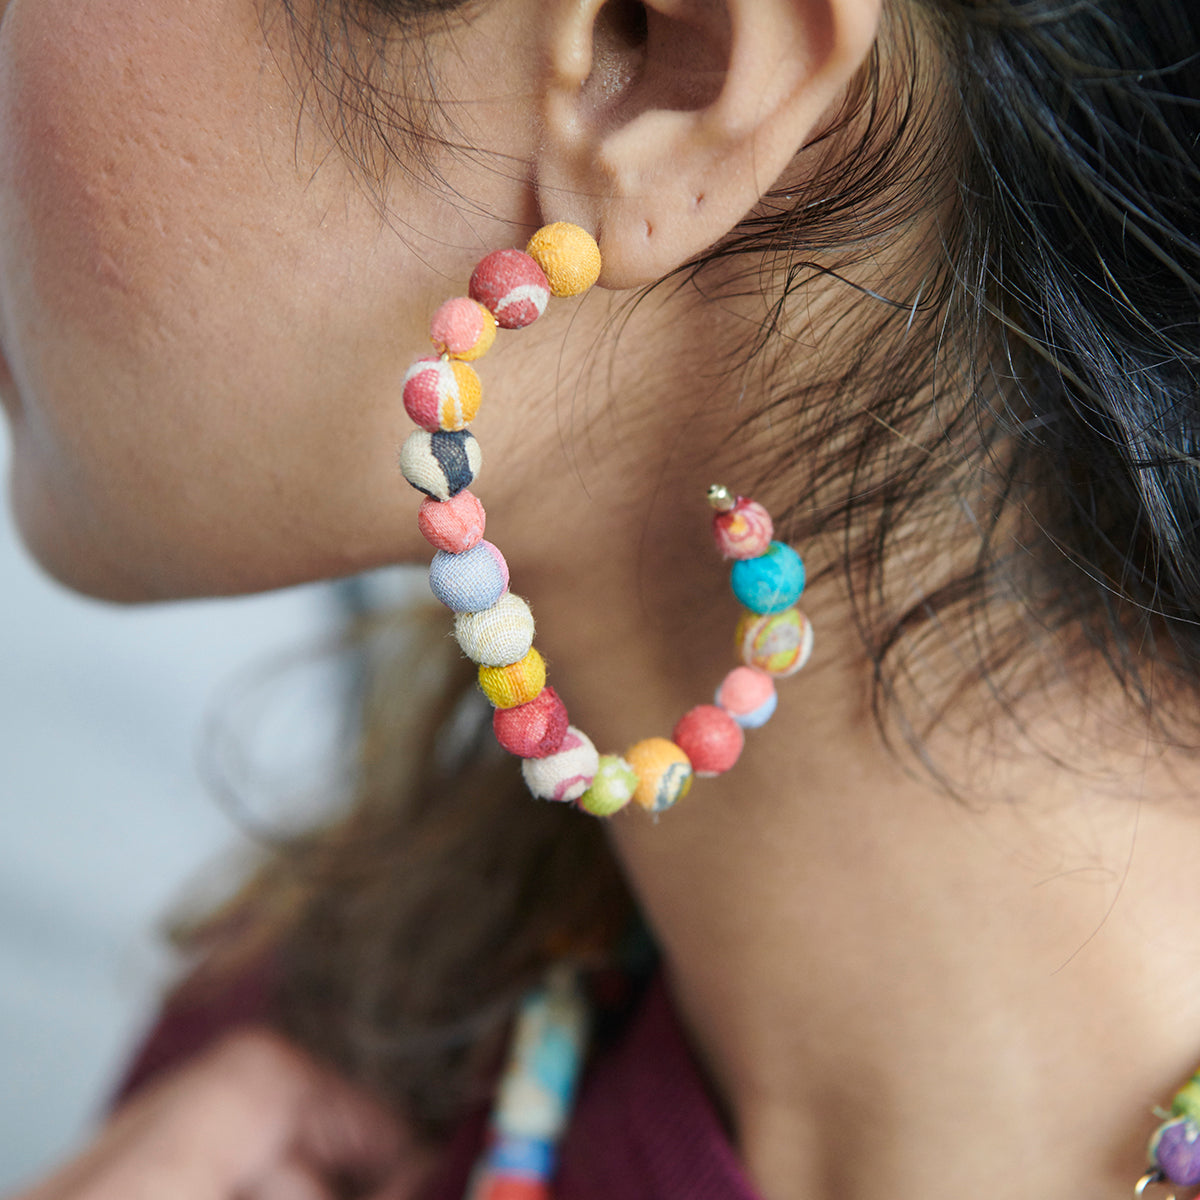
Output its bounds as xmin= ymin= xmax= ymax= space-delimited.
xmin=521 ymin=726 xmax=599 ymax=803
xmin=454 ymin=593 xmax=536 ymax=667
xmin=400 ymin=429 xmax=482 ymax=501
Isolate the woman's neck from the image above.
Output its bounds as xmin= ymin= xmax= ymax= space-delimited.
xmin=602 ymin=628 xmax=1200 ymax=1200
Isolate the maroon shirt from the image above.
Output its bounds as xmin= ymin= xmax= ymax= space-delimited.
xmin=121 ymin=971 xmax=763 ymax=1200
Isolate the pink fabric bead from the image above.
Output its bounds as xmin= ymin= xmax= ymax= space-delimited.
xmin=714 ymin=666 xmax=777 ymax=729
xmin=430 ymin=297 xmax=494 ymax=358
xmin=469 ymin=249 xmax=552 ymax=329
xmin=712 ymin=497 xmax=774 ymax=560
xmin=417 ymin=490 xmax=486 ymax=554
xmin=493 ymin=686 xmax=570 ymax=759
xmin=672 ymin=705 xmax=744 ymax=777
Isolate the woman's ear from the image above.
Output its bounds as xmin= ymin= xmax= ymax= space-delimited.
xmin=535 ymin=0 xmax=883 ymax=289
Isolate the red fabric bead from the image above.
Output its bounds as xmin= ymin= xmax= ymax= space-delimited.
xmin=493 ymin=686 xmax=569 ymax=758
xmin=469 ymin=249 xmax=551 ymax=329
xmin=417 ymin=490 xmax=486 ymax=554
xmin=672 ymin=705 xmax=744 ymax=777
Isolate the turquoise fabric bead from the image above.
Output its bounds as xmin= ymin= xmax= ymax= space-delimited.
xmin=730 ymin=541 xmax=805 ymax=614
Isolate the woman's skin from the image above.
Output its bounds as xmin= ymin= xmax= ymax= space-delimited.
xmin=6 ymin=1 xmax=1200 ymax=1199
xmin=18 ymin=1030 xmax=432 ymax=1200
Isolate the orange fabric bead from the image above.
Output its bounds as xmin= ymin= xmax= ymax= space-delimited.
xmin=625 ymin=737 xmax=693 ymax=813
xmin=525 ymin=223 xmax=601 ymax=298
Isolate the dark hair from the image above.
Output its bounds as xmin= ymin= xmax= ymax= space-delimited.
xmin=197 ymin=0 xmax=1200 ymax=1135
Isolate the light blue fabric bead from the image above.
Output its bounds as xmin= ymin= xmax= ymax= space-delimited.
xmin=487 ymin=1135 xmax=556 ymax=1177
xmin=429 ymin=540 xmax=509 ymax=612
xmin=730 ymin=541 xmax=805 ymax=614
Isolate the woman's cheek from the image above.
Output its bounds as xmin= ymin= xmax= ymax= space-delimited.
xmin=0 ymin=0 xmax=424 ymax=599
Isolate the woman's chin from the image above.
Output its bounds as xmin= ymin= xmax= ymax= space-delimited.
xmin=8 ymin=466 xmax=156 ymax=602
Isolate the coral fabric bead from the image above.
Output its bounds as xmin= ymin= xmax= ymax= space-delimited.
xmin=521 ymin=726 xmax=600 ymax=803
xmin=476 ymin=1178 xmax=549 ymax=1200
xmin=400 ymin=429 xmax=482 ymax=501
xmin=736 ymin=607 xmax=813 ymax=677
xmin=672 ymin=705 xmax=744 ymax=778
xmin=429 ymin=540 xmax=509 ymax=613
xmin=712 ymin=497 xmax=774 ymax=560
xmin=455 ymin=592 xmax=536 ymax=666
xmin=430 ymin=297 xmax=498 ymax=361
xmin=577 ymin=755 xmax=639 ymax=817
xmin=730 ymin=540 xmax=806 ymax=614
xmin=403 ymin=356 xmax=482 ymax=432
xmin=469 ymin=249 xmax=552 ymax=329
xmin=715 ymin=666 xmax=778 ymax=729
xmin=626 ymin=738 xmax=693 ymax=813
xmin=480 ymin=648 xmax=547 ymax=709
xmin=493 ymin=686 xmax=569 ymax=759
xmin=525 ymin=223 xmax=602 ymax=298
xmin=418 ymin=490 xmax=486 ymax=554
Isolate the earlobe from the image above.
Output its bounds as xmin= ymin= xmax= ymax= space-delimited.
xmin=535 ymin=0 xmax=883 ymax=290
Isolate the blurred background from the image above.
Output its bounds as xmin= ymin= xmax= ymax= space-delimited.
xmin=0 ymin=426 xmax=387 ymax=1189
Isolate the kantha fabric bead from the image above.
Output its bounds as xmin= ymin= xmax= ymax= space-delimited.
xmin=730 ymin=540 xmax=806 ymax=614
xmin=673 ymin=705 xmax=744 ymax=777
xmin=736 ymin=607 xmax=813 ymax=677
xmin=430 ymin=297 xmax=497 ymax=361
xmin=1150 ymin=1117 xmax=1200 ymax=1186
xmin=484 ymin=1136 xmax=556 ymax=1177
xmin=469 ymin=249 xmax=552 ymax=329
xmin=626 ymin=738 xmax=694 ymax=813
xmin=480 ymin=647 xmax=547 ymax=709
xmin=525 ymin=223 xmax=602 ymax=298
xmin=418 ymin=489 xmax=486 ymax=554
xmin=429 ymin=540 xmax=509 ymax=613
xmin=715 ymin=666 xmax=778 ymax=728
xmin=712 ymin=496 xmax=774 ymax=560
xmin=522 ymin=726 xmax=599 ymax=802
xmin=1172 ymin=1072 xmax=1200 ymax=1121
xmin=493 ymin=686 xmax=569 ymax=759
xmin=455 ymin=592 xmax=535 ymax=666
xmin=403 ymin=356 xmax=482 ymax=432
xmin=400 ymin=428 xmax=482 ymax=501
xmin=577 ymin=755 xmax=639 ymax=817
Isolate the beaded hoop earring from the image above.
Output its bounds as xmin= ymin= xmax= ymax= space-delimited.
xmin=399 ymin=223 xmax=814 ymax=817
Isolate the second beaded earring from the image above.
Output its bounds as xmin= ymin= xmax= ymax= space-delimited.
xmin=399 ymin=223 xmax=814 ymax=818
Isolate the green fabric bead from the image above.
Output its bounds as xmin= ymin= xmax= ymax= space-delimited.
xmin=1173 ymin=1075 xmax=1200 ymax=1121
xmin=577 ymin=755 xmax=638 ymax=817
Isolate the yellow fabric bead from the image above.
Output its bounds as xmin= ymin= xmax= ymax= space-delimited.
xmin=526 ymin=223 xmax=602 ymax=297
xmin=626 ymin=737 xmax=694 ymax=813
xmin=479 ymin=647 xmax=547 ymax=709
